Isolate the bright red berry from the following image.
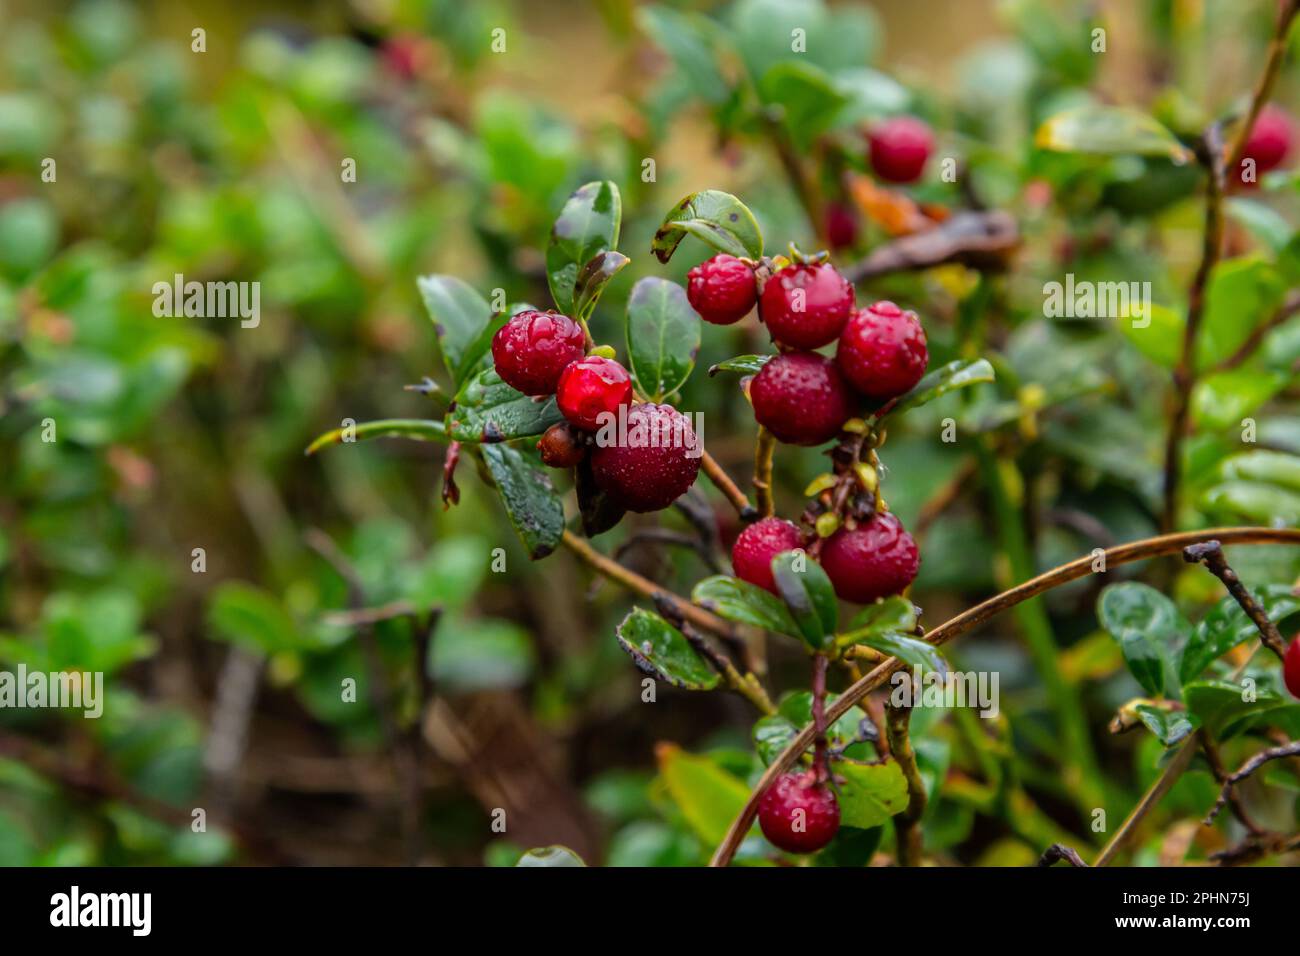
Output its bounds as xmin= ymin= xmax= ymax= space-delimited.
xmin=836 ymin=301 xmax=929 ymax=400
xmin=1239 ymin=104 xmax=1294 ymax=186
xmin=750 ymin=351 xmax=852 ymax=446
xmin=759 ymin=262 xmax=854 ymax=350
xmin=490 ymin=310 xmax=586 ymax=396
xmin=868 ymin=116 xmax=934 ymax=184
xmin=536 ymin=422 xmax=587 ymax=468
xmin=820 ymin=512 xmax=919 ymax=604
xmin=757 ymin=772 xmax=840 ymax=854
xmin=556 ymin=356 xmax=633 ymax=431
xmin=687 ymin=254 xmax=757 ymax=325
xmin=1284 ymin=636 xmax=1300 ymax=699
xmin=732 ymin=517 xmax=802 ymax=594
xmin=825 ymin=201 xmax=859 ymax=251
xmin=590 ymin=403 xmax=701 ymax=513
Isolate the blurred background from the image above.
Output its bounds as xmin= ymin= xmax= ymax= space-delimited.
xmin=1 ymin=0 xmax=1299 ymax=867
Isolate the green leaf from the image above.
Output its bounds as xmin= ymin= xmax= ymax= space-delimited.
xmin=709 ymin=354 xmax=771 ymax=377
xmin=852 ymin=631 xmax=946 ymax=673
xmin=1219 ymin=450 xmax=1300 ymax=491
xmin=625 ymin=277 xmax=702 ymax=401
xmin=516 ymin=845 xmax=586 ymax=867
xmin=884 ymin=358 xmax=995 ymax=418
xmin=752 ymin=714 xmax=797 ymax=766
xmin=480 ymin=442 xmax=565 ymax=560
xmin=304 ymin=418 xmax=445 ymax=456
xmin=757 ymin=61 xmax=850 ymax=149
xmin=445 ymin=367 xmax=564 ymax=443
xmin=1184 ymin=680 xmax=1296 ymax=740
xmin=1121 ymin=303 xmax=1183 ymax=368
xmin=835 ymin=760 xmax=909 ymax=829
xmin=692 ymin=575 xmax=801 ymax=638
xmin=1181 ymin=585 xmax=1300 ymax=683
xmin=1134 ymin=704 xmax=1198 ymax=747
xmin=1035 ymin=105 xmax=1193 ymax=163
xmin=208 ymin=583 xmax=297 ymax=654
xmin=1192 ymin=368 xmax=1287 ymax=431
xmin=547 ymin=181 xmax=622 ymax=315
xmin=431 ymin=614 xmax=535 ymax=691
xmin=656 ymin=743 xmax=751 ymax=844
xmin=1097 ymin=583 xmax=1188 ymax=697
xmin=574 ymin=456 xmax=625 ymax=537
xmin=416 ymin=275 xmax=493 ymax=385
xmin=1197 ymin=258 xmax=1286 ymax=371
xmin=615 ymin=608 xmax=720 ymax=691
xmin=637 ymin=5 xmax=728 ymax=105
xmin=771 ymin=550 xmax=838 ymax=650
xmin=813 ymin=825 xmax=883 ymax=867
xmin=651 ymin=189 xmax=763 ymax=263
xmin=1199 ymin=480 xmax=1300 ymax=525
xmin=573 ymin=250 xmax=630 ymax=322
xmin=845 ymin=596 xmax=917 ymax=639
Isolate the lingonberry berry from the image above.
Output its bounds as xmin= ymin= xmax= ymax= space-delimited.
xmin=1239 ymin=104 xmax=1294 ymax=186
xmin=759 ymin=262 xmax=854 ymax=350
xmin=556 ymin=356 xmax=633 ymax=431
xmin=687 ymin=254 xmax=757 ymax=325
xmin=536 ymin=422 xmax=587 ymax=469
xmin=868 ymin=116 xmax=934 ymax=184
xmin=490 ymin=310 xmax=586 ymax=396
xmin=1284 ymin=635 xmax=1300 ymax=700
xmin=825 ymin=201 xmax=859 ymax=251
xmin=750 ymin=351 xmax=853 ymax=446
xmin=836 ymin=301 xmax=929 ymax=400
xmin=757 ymin=771 xmax=840 ymax=854
xmin=732 ymin=517 xmax=802 ymax=594
xmin=590 ymin=403 xmax=701 ymax=513
xmin=820 ymin=512 xmax=919 ymax=604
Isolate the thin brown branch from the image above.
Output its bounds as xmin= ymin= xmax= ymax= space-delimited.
xmin=1225 ymin=0 xmax=1300 ymax=174
xmin=762 ymin=111 xmax=825 ymax=245
xmin=708 ymin=526 xmax=1300 ymax=867
xmin=668 ymin=611 xmax=775 ymax=715
xmin=754 ymin=426 xmax=776 ymax=519
xmin=1038 ymin=844 xmax=1089 ymax=867
xmin=885 ymin=686 xmax=927 ymax=866
xmin=1199 ymin=730 xmax=1264 ymax=834
xmin=842 ymin=210 xmax=1019 ymax=282
xmin=701 ymin=450 xmax=758 ymax=521
xmin=1204 ymin=741 xmax=1300 ymax=827
xmin=1183 ymin=540 xmax=1287 ymax=660
xmin=1094 ymin=736 xmax=1198 ymax=867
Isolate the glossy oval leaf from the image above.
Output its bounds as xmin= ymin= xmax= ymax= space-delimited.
xmin=615 ymin=607 xmax=720 ymax=691
xmin=416 ymin=275 xmax=493 ymax=385
xmin=480 ymin=442 xmax=564 ymax=560
xmin=844 ymin=596 xmax=917 ymax=641
xmin=625 ymin=277 xmax=702 ymax=401
xmin=884 ymin=358 xmax=995 ymax=418
xmin=836 ymin=760 xmax=909 ymax=829
xmin=709 ymin=354 xmax=772 ymax=377
xmin=771 ymin=550 xmax=838 ymax=650
xmin=651 ymin=189 xmax=763 ymax=263
xmin=1035 ymin=105 xmax=1193 ymax=164
xmin=655 ymin=743 xmax=751 ymax=844
xmin=446 ymin=367 xmax=564 ymax=443
xmin=573 ymin=250 xmax=630 ymax=321
xmin=752 ymin=713 xmax=798 ymax=766
xmin=1134 ymin=704 xmax=1198 ymax=747
xmin=1180 ymin=584 xmax=1300 ymax=683
xmin=1097 ymin=582 xmax=1188 ymax=697
xmin=692 ymin=575 xmax=801 ymax=638
xmin=1184 ymin=679 xmax=1296 ymax=740
xmin=851 ymin=630 xmax=946 ymax=674
xmin=1219 ymin=450 xmax=1300 ymax=490
xmin=305 ymin=418 xmax=446 ymax=456
xmin=547 ymin=180 xmax=622 ymax=315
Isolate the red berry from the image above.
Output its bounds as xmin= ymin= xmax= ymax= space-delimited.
xmin=490 ymin=310 xmax=586 ymax=396
xmin=590 ymin=403 xmax=701 ymax=513
xmin=757 ymin=772 xmax=840 ymax=854
xmin=750 ymin=352 xmax=852 ymax=446
xmin=820 ymin=512 xmax=919 ymax=604
xmin=868 ymin=116 xmax=934 ymax=184
xmin=759 ymin=262 xmax=854 ymax=350
xmin=1284 ymin=636 xmax=1300 ymax=700
xmin=732 ymin=517 xmax=802 ymax=594
xmin=687 ymin=254 xmax=757 ymax=325
xmin=836 ymin=301 xmax=929 ymax=400
xmin=825 ymin=201 xmax=859 ymax=251
xmin=556 ymin=356 xmax=633 ymax=431
xmin=1239 ymin=104 xmax=1293 ymax=186
xmin=536 ymin=422 xmax=587 ymax=468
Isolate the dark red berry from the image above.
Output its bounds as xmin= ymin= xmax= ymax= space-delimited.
xmin=836 ymin=301 xmax=929 ymax=400
xmin=1239 ymin=104 xmax=1293 ymax=186
xmin=556 ymin=356 xmax=633 ymax=431
xmin=759 ymin=262 xmax=854 ymax=350
xmin=490 ymin=310 xmax=586 ymax=396
xmin=1285 ymin=636 xmax=1300 ymax=699
xmin=820 ymin=512 xmax=919 ymax=604
xmin=868 ymin=116 xmax=934 ymax=184
xmin=825 ymin=201 xmax=859 ymax=251
xmin=757 ymin=772 xmax=840 ymax=854
xmin=687 ymin=254 xmax=757 ymax=325
xmin=732 ymin=517 xmax=802 ymax=594
xmin=750 ymin=352 xmax=852 ymax=446
xmin=537 ymin=422 xmax=587 ymax=468
xmin=590 ymin=403 xmax=701 ymax=513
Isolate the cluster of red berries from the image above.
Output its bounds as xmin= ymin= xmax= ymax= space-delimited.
xmin=491 ymin=310 xmax=700 ymax=514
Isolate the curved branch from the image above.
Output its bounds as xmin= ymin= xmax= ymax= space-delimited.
xmin=708 ymin=526 xmax=1300 ymax=867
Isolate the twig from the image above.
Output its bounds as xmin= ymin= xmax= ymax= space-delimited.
xmin=614 ymin=528 xmax=722 ymax=574
xmin=1204 ymin=741 xmax=1300 ymax=826
xmin=1094 ymin=736 xmax=1198 ymax=867
xmin=321 ymin=600 xmax=420 ymax=628
xmin=1183 ymin=540 xmax=1287 ymax=660
xmin=1038 ymin=844 xmax=1089 ymax=867
xmin=1162 ymin=126 xmax=1226 ymax=534
xmin=1211 ymin=831 xmax=1300 ymax=866
xmin=885 ymin=685 xmax=927 ymax=866
xmin=754 ymin=427 xmax=776 ymax=519
xmin=1211 ymin=291 xmax=1300 ymax=373
xmin=1225 ymin=0 xmax=1300 ymax=174
xmin=762 ymin=110 xmax=825 ymax=244
xmin=707 ymin=526 xmax=1300 ymax=866
xmin=1199 ymin=730 xmax=1264 ymax=834
xmin=701 ymin=450 xmax=758 ymax=521
xmin=842 ymin=210 xmax=1019 ymax=282
xmin=665 ymin=610 xmax=775 ymax=715
xmin=811 ymin=654 xmax=829 ymax=781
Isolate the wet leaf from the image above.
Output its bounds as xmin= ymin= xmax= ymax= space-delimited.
xmin=547 ymin=180 xmax=621 ymax=315
xmin=481 ymin=442 xmax=564 ymax=559
xmin=446 ymin=367 xmax=563 ymax=443
xmin=416 ymin=275 xmax=493 ymax=385
xmin=884 ymin=358 xmax=995 ymax=418
xmin=616 ymin=607 xmax=720 ymax=691
xmin=835 ymin=760 xmax=909 ymax=829
xmin=1184 ymin=680 xmax=1298 ymax=740
xmin=1097 ymin=582 xmax=1189 ymax=698
xmin=1134 ymin=704 xmax=1198 ymax=747
xmin=651 ymin=189 xmax=762 ymax=263
xmin=575 ymin=456 xmax=625 ymax=537
xmin=573 ymin=250 xmax=630 ymax=321
xmin=625 ymin=277 xmax=701 ymax=401
xmin=692 ymin=575 xmax=801 ymax=638
xmin=771 ymin=550 xmax=837 ymax=650
xmin=1180 ymin=585 xmax=1300 ymax=683
xmin=709 ymin=354 xmax=771 ymax=377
